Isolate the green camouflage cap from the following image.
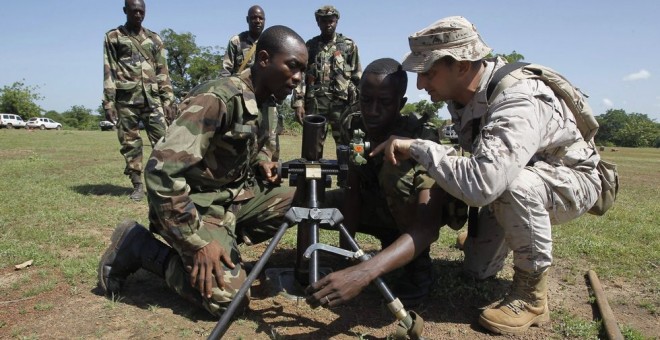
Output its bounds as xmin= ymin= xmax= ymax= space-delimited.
xmin=402 ymin=16 xmax=491 ymax=73
xmin=315 ymin=5 xmax=340 ymax=19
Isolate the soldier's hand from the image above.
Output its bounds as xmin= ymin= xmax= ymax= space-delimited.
xmin=190 ymin=240 xmax=235 ymax=298
xmin=258 ymin=160 xmax=280 ymax=184
xmin=104 ymin=108 xmax=118 ymax=125
xmin=294 ymin=107 xmax=305 ymax=125
xmin=305 ymin=264 xmax=372 ymax=308
xmin=370 ymin=135 xmax=414 ymax=165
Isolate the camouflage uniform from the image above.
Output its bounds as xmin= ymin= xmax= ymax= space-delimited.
xmin=144 ymin=70 xmax=294 ymax=316
xmin=407 ymin=57 xmax=602 ymax=278
xmin=292 ymin=7 xmax=362 ymax=144
xmin=103 ymin=25 xmax=174 ymax=175
xmin=220 ymin=32 xmax=258 ymax=77
xmin=328 ymin=114 xmax=466 ymax=241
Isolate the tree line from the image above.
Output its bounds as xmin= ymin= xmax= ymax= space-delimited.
xmin=1 ymin=30 xmax=658 ymax=147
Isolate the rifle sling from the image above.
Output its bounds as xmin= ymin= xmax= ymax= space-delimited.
xmin=119 ymin=25 xmax=156 ymax=66
xmin=238 ymin=43 xmax=257 ymax=73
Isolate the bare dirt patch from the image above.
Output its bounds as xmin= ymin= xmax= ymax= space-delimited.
xmin=1 ymin=243 xmax=658 ymax=339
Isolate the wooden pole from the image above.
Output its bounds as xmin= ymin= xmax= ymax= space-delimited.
xmin=587 ymin=270 xmax=624 ymax=340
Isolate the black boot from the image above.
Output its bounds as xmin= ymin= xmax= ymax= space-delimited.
xmin=129 ymin=172 xmax=144 ymax=201
xmin=393 ymin=247 xmax=434 ymax=307
xmin=98 ymin=220 xmax=172 ymax=295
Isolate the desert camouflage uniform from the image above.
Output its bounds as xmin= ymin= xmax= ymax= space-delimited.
xmin=220 ymin=32 xmax=258 ymax=77
xmin=327 ymin=114 xmax=466 ymax=242
xmin=144 ymin=70 xmax=294 ymax=316
xmin=103 ymin=25 xmax=174 ymax=175
xmin=292 ymin=33 xmax=361 ymax=143
xmin=407 ymin=58 xmax=601 ymax=278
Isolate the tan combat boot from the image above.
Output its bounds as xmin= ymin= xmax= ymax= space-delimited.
xmin=479 ymin=267 xmax=550 ymax=335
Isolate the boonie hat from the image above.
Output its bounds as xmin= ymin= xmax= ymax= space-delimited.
xmin=402 ymin=16 xmax=491 ymax=73
xmin=315 ymin=5 xmax=340 ymax=19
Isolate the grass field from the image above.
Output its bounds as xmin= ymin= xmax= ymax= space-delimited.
xmin=0 ymin=129 xmax=658 ymax=339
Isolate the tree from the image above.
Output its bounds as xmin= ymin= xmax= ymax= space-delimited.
xmin=43 ymin=110 xmax=62 ymax=122
xmin=400 ymin=100 xmax=445 ymax=127
xmin=277 ymin=97 xmax=300 ymax=133
xmin=612 ymin=113 xmax=659 ymax=147
xmin=61 ymin=105 xmax=95 ymax=130
xmin=595 ymin=108 xmax=660 ymax=147
xmin=496 ymin=50 xmax=525 ymax=63
xmin=595 ymin=109 xmax=628 ymax=145
xmin=0 ymin=81 xmax=43 ymax=118
xmin=160 ymin=29 xmax=224 ymax=99
xmin=187 ymin=45 xmax=224 ymax=89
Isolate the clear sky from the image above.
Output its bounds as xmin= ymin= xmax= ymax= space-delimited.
xmin=1 ymin=0 xmax=658 ymax=121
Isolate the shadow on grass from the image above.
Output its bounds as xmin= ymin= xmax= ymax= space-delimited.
xmin=91 ymin=270 xmax=216 ymax=322
xmin=72 ymin=183 xmax=132 ymax=197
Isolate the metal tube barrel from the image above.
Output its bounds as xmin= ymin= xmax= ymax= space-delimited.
xmin=301 ymin=115 xmax=326 ymax=161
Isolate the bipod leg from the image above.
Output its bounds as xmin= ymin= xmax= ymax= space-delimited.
xmin=207 ymin=220 xmax=290 ymax=340
xmin=296 ymin=177 xmax=323 ymax=286
xmin=337 ymin=223 xmax=425 ymax=340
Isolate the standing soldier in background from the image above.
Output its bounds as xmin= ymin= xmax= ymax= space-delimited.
xmin=292 ymin=5 xmax=361 ymax=148
xmin=220 ymin=5 xmax=281 ymax=160
xmin=103 ymin=0 xmax=174 ymax=201
xmin=220 ymin=5 xmax=266 ymax=77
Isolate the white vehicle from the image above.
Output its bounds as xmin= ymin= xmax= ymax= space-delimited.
xmin=443 ymin=124 xmax=458 ymax=143
xmin=99 ymin=120 xmax=116 ymax=131
xmin=27 ymin=117 xmax=62 ymax=130
xmin=0 ymin=113 xmax=27 ymax=129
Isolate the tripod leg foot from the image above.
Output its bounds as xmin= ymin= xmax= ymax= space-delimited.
xmin=394 ymin=311 xmax=424 ymax=340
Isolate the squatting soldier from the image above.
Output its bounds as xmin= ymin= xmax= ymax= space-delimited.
xmin=307 ymin=58 xmax=467 ymax=308
xmin=102 ymin=0 xmax=174 ymax=201
xmin=98 ymin=26 xmax=308 ymax=317
xmin=220 ymin=5 xmax=266 ymax=77
xmin=292 ymin=5 xmax=361 ymax=150
xmin=373 ymin=16 xmax=602 ymax=335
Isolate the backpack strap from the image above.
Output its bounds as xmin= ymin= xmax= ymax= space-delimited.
xmin=466 ymin=115 xmax=487 ymax=238
xmin=486 ymin=62 xmax=530 ymax=104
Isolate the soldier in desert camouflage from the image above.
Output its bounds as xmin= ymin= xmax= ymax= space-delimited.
xmin=102 ymin=0 xmax=174 ymax=201
xmin=292 ymin=5 xmax=361 ymax=151
xmin=98 ymin=25 xmax=308 ymax=317
xmin=372 ymin=16 xmax=601 ymax=335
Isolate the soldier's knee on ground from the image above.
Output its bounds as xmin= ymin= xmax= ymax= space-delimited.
xmin=164 ymin=257 xmax=250 ymax=317
xmin=203 ymin=264 xmax=250 ymax=317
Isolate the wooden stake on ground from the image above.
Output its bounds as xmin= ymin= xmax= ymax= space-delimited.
xmin=587 ymin=270 xmax=624 ymax=340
